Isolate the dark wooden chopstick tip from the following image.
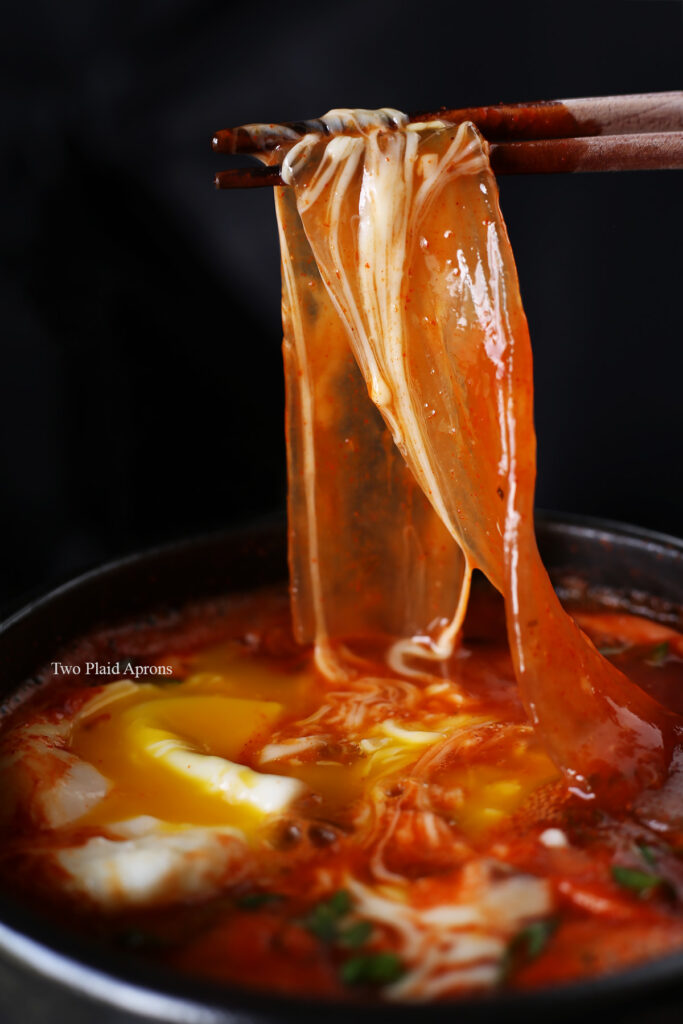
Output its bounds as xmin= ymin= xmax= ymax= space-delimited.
xmin=213 ymin=130 xmax=237 ymax=152
xmin=215 ymin=166 xmax=284 ymax=189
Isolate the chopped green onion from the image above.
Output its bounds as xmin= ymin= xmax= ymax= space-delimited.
xmin=328 ymin=889 xmax=351 ymax=916
xmin=303 ymin=890 xmax=375 ymax=951
xmin=611 ymin=865 xmax=663 ymax=894
xmin=597 ymin=644 xmax=626 ymax=657
xmin=305 ymin=910 xmax=337 ymax=943
xmin=339 ymin=920 xmax=373 ymax=949
xmin=304 ymin=890 xmax=352 ymax=942
xmin=236 ymin=892 xmax=285 ymax=910
xmin=636 ymin=843 xmax=657 ymax=867
xmin=647 ymin=641 xmax=669 ymax=666
xmin=512 ymin=919 xmax=556 ymax=960
xmin=501 ymin=918 xmax=557 ymax=980
xmin=340 ymin=951 xmax=404 ymax=986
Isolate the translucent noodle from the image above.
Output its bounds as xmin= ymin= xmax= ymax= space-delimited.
xmin=275 ymin=185 xmax=468 ymax=679
xmin=278 ymin=113 xmax=676 ymax=801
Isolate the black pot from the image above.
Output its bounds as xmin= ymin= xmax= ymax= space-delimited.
xmin=0 ymin=513 xmax=682 ymax=1024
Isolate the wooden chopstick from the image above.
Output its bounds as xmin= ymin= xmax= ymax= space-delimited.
xmin=214 ymin=132 xmax=683 ymax=188
xmin=490 ymin=131 xmax=683 ymax=174
xmin=212 ymin=92 xmax=683 ymax=154
xmin=213 ymin=92 xmax=683 ymax=187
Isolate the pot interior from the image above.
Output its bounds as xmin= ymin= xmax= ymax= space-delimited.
xmin=0 ymin=512 xmax=682 ymax=1024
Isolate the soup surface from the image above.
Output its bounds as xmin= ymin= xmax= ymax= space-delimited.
xmin=1 ymin=582 xmax=683 ymax=1000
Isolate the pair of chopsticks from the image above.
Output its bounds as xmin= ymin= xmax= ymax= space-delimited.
xmin=212 ymin=92 xmax=683 ymax=189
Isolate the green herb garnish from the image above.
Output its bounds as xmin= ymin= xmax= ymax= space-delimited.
xmin=518 ymin=920 xmax=556 ymax=959
xmin=338 ymin=920 xmax=373 ymax=949
xmin=304 ymin=890 xmax=376 ymax=956
xmin=304 ymin=889 xmax=352 ymax=942
xmin=647 ymin=641 xmax=669 ymax=666
xmin=328 ymin=889 xmax=351 ymax=915
xmin=611 ymin=865 xmax=663 ymax=894
xmin=636 ymin=842 xmax=657 ymax=867
xmin=501 ymin=919 xmax=557 ymax=980
xmin=237 ymin=892 xmax=284 ymax=909
xmin=340 ymin=951 xmax=404 ymax=986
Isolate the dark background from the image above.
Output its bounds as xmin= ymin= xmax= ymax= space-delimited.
xmin=1 ymin=0 xmax=681 ymax=610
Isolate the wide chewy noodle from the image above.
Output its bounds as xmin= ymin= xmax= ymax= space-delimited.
xmin=274 ymin=109 xmax=677 ymax=803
